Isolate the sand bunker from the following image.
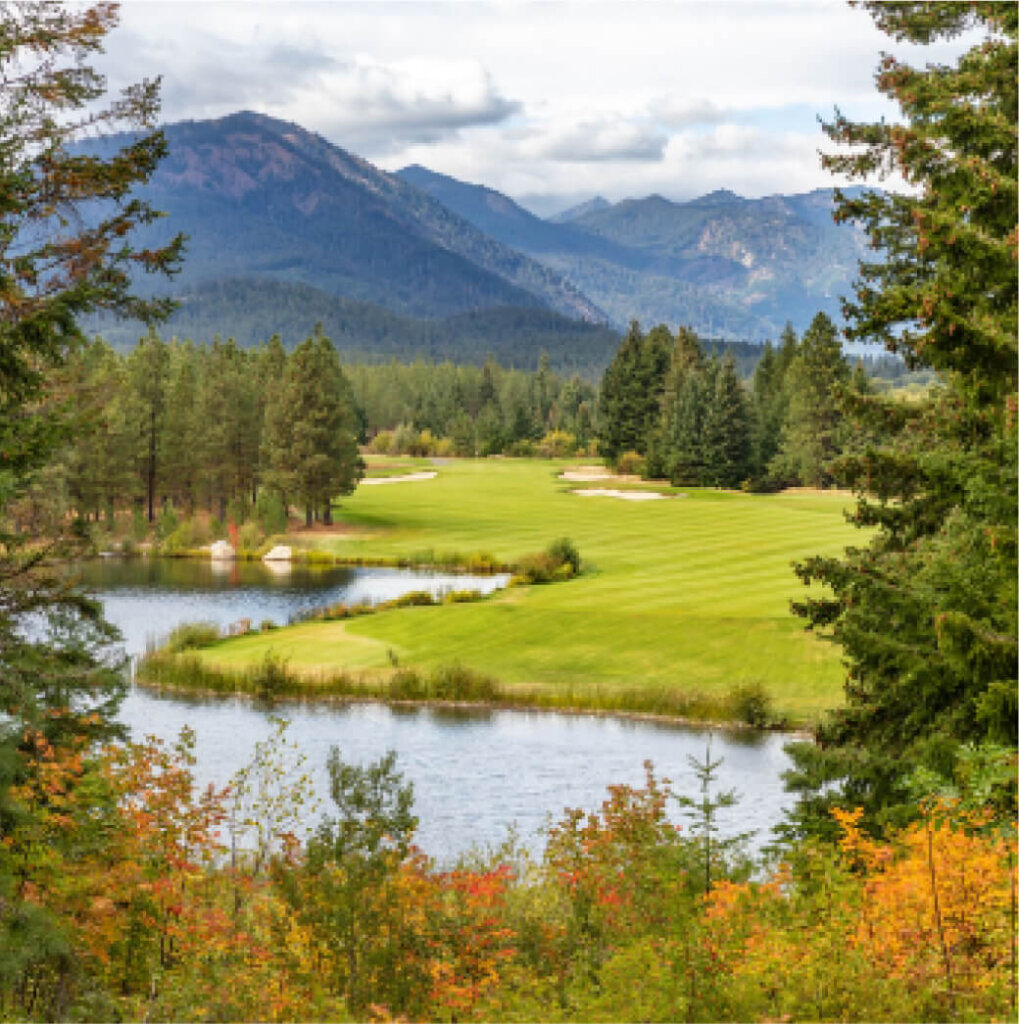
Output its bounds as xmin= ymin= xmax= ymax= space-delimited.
xmin=572 ymin=488 xmax=669 ymax=501
xmin=560 ymin=465 xmax=642 ymax=483
xmin=361 ymin=471 xmax=438 ymax=485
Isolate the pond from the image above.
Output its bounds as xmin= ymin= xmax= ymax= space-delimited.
xmin=73 ymin=556 xmax=510 ymax=655
xmin=80 ymin=557 xmax=796 ymax=861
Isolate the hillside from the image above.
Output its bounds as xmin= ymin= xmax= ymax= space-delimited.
xmin=89 ymin=278 xmax=621 ymax=374
xmin=397 ymin=167 xmax=872 ymax=340
xmin=86 ymin=111 xmax=605 ymax=325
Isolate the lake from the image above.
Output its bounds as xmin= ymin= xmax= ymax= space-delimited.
xmin=79 ymin=557 xmax=795 ymax=861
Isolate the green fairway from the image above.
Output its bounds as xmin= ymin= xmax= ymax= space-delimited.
xmin=195 ymin=459 xmax=864 ymax=722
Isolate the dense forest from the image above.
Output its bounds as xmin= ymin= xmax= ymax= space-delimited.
xmin=22 ymin=315 xmax=891 ymax=554
xmin=1 ymin=2 xmax=1016 ymax=1022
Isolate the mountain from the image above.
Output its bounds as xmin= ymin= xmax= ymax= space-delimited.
xmin=85 ymin=111 xmax=605 ymax=326
xmin=549 ymin=196 xmax=612 ymax=223
xmin=89 ymin=278 xmax=621 ymax=374
xmin=398 ymin=167 xmax=872 ymax=340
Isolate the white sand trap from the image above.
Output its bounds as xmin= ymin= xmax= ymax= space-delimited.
xmin=560 ymin=466 xmax=644 ymax=483
xmin=361 ymin=471 xmax=438 ymax=485
xmin=573 ymin=488 xmax=668 ymax=501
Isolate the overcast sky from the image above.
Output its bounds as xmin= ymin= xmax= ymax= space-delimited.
xmin=104 ymin=2 xmax=973 ymax=216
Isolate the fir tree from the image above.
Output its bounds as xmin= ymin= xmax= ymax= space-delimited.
xmin=785 ymin=2 xmax=1017 ymax=834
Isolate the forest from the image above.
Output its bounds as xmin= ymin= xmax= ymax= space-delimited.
xmin=1 ymin=2 xmax=1016 ymax=1022
xmin=20 ymin=315 xmax=899 ymax=554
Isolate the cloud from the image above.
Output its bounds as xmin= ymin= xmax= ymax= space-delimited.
xmin=527 ymin=118 xmax=667 ymax=163
xmin=649 ymin=98 xmax=730 ymax=128
xmin=300 ymin=59 xmax=520 ymax=150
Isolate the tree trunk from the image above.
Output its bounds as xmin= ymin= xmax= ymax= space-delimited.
xmin=322 ymin=502 xmax=332 ymax=526
xmin=305 ymin=505 xmax=313 ymax=528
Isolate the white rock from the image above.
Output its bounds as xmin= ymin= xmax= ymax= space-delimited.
xmin=209 ymin=540 xmax=236 ymax=560
xmin=263 ymin=545 xmax=292 ymax=562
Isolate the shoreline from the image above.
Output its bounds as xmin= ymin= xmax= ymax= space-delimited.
xmin=132 ymin=672 xmax=812 ymax=737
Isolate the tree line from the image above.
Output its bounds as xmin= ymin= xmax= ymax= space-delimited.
xmin=597 ymin=312 xmax=871 ymax=489
xmin=16 ymin=337 xmax=604 ymax=543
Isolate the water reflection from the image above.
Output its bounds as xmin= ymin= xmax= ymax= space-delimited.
xmin=81 ymin=557 xmax=793 ymax=862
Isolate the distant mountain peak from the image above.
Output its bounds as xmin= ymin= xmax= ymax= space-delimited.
xmin=548 ymin=195 xmax=612 ymax=223
xmin=689 ymin=188 xmax=745 ymax=206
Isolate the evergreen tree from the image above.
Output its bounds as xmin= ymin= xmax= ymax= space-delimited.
xmin=769 ymin=312 xmax=848 ymax=487
xmin=125 ymin=332 xmax=170 ymax=522
xmin=262 ymin=329 xmax=362 ymax=527
xmin=785 ymin=2 xmax=1017 ymax=834
xmin=598 ymin=322 xmax=671 ymax=462
xmin=703 ymin=355 xmax=751 ymax=487
xmin=0 ymin=4 xmax=180 ymax=1010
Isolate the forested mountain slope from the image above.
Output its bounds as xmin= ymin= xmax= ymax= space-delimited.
xmin=398 ymin=166 xmax=871 ymax=339
xmin=84 ymin=111 xmax=605 ymax=323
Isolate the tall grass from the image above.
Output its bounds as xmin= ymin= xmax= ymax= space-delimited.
xmin=136 ymin=648 xmax=778 ymax=726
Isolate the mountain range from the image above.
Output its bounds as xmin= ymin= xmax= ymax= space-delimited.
xmin=86 ymin=110 xmax=871 ymax=366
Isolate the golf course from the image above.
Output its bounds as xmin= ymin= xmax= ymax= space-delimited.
xmin=166 ymin=458 xmax=865 ymax=725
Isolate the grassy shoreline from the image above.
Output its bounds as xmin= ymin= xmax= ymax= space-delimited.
xmin=137 ymin=457 xmax=865 ymax=726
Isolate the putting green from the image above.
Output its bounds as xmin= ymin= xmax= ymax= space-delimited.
xmin=200 ymin=458 xmax=864 ymax=721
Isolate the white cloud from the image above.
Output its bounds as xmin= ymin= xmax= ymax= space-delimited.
xmin=102 ymin=1 xmax=982 ymax=206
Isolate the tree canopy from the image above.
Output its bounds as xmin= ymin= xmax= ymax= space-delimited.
xmin=786 ymin=0 xmax=1017 ymax=834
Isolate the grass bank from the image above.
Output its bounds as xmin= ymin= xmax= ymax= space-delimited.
xmin=150 ymin=458 xmax=865 ymax=725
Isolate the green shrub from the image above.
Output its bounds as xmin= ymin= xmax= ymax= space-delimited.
xmin=369 ymin=430 xmax=394 ymax=454
xmin=727 ymin=682 xmax=773 ymax=728
xmin=537 ymin=429 xmax=577 ymax=458
xmin=156 ymin=504 xmax=180 ymax=542
xmin=615 ymin=450 xmax=646 ymax=476
xmin=259 ymin=619 xmax=277 ymax=632
xmin=164 ymin=621 xmax=221 ymax=654
xmin=238 ymin=520 xmax=264 ymax=553
xmin=515 ymin=551 xmax=558 ymax=583
xmin=131 ymin=508 xmax=148 ymax=542
xmin=443 ymin=589 xmax=482 ymax=604
xmin=388 ymin=668 xmax=426 ymax=701
xmin=249 ymin=651 xmax=294 ymax=700
xmin=255 ymin=490 xmax=289 ymax=534
xmin=547 ymin=537 xmax=582 ymax=575
xmin=515 ymin=539 xmax=582 ymax=583
xmin=429 ymin=664 xmax=498 ymax=701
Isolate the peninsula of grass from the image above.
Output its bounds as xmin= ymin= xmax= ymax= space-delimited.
xmin=141 ymin=458 xmax=866 ymax=726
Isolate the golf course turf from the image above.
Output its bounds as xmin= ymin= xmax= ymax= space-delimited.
xmin=155 ymin=458 xmax=866 ymax=725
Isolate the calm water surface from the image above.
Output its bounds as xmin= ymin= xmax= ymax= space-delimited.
xmin=82 ymin=557 xmax=795 ymax=861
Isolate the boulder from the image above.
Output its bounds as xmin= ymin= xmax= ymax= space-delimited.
xmin=262 ymin=544 xmax=292 ymax=562
xmin=209 ymin=539 xmax=236 ymax=560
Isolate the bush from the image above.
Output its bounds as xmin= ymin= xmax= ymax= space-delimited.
xmin=237 ymin=520 xmax=264 ymax=553
xmin=515 ymin=551 xmax=559 ymax=584
xmin=727 ymin=682 xmax=773 ymax=728
xmin=515 ymin=539 xmax=582 ymax=583
xmin=388 ymin=668 xmax=427 ymax=701
xmin=547 ymin=537 xmax=582 ymax=575
xmin=615 ymin=450 xmax=646 ymax=476
xmin=429 ymin=664 xmax=497 ymax=701
xmin=369 ymin=430 xmax=393 ymax=454
xmin=164 ymin=621 xmax=221 ymax=654
xmin=249 ymin=651 xmax=294 ymax=700
xmin=255 ymin=490 xmax=289 ymax=534
xmin=131 ymin=508 xmax=148 ymax=541
xmin=537 ymin=429 xmax=577 ymax=458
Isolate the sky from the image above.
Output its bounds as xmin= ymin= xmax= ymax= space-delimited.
xmin=104 ymin=1 xmax=975 ymax=217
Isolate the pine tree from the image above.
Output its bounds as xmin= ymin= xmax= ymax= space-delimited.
xmin=769 ymin=312 xmax=849 ymax=487
xmin=785 ymin=2 xmax=1017 ymax=834
xmin=703 ymin=355 xmax=751 ymax=487
xmin=262 ymin=328 xmax=362 ymax=527
xmin=598 ymin=322 xmax=671 ymax=462
xmin=0 ymin=4 xmax=181 ymax=1009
